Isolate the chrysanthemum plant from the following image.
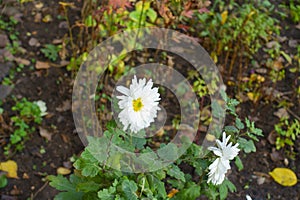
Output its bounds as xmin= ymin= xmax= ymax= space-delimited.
xmin=49 ymin=77 xmax=263 ymax=200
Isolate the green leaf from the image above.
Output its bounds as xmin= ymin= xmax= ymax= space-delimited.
xmin=132 ymin=136 xmax=146 ymax=150
xmin=98 ymin=188 xmax=115 ymax=200
xmin=54 ymin=192 xmax=83 ymax=200
xmin=157 ymin=143 xmax=178 ymax=161
xmin=219 ymin=182 xmax=228 ymax=200
xmin=0 ymin=175 xmax=8 ymax=188
xmin=74 ymin=149 xmax=101 ymax=177
xmin=212 ymin=100 xmax=225 ymax=118
xmin=48 ymin=175 xmax=75 ymax=191
xmin=77 ymin=181 xmax=100 ymax=193
xmin=167 ymin=165 xmax=186 ymax=182
xmin=147 ymin=8 xmax=157 ymax=23
xmin=224 ymin=125 xmax=239 ymax=133
xmin=234 ymin=156 xmax=244 ymax=171
xmin=122 ymin=179 xmax=138 ymax=200
xmin=173 ymin=182 xmax=201 ymax=200
xmin=129 ymin=11 xmax=141 ymax=22
xmin=237 ymin=138 xmax=256 ymax=153
xmin=223 ymin=179 xmax=236 ymax=193
xmin=235 ymin=118 xmax=244 ymax=130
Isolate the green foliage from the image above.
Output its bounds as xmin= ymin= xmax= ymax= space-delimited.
xmin=275 ymin=118 xmax=300 ymax=153
xmin=0 ymin=175 xmax=8 ymax=188
xmin=49 ymin=91 xmax=262 ymax=200
xmin=0 ymin=16 xmax=20 ymax=55
xmin=221 ymin=91 xmax=263 ymax=154
xmin=41 ymin=44 xmax=61 ymax=61
xmin=3 ymin=98 xmax=44 ymax=155
xmin=195 ymin=1 xmax=279 ymax=75
xmin=289 ymin=0 xmax=300 ymax=23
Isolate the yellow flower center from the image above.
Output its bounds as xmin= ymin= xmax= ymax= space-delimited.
xmin=132 ymin=97 xmax=143 ymax=112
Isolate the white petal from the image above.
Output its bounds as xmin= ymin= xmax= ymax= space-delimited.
xmin=116 ymin=85 xmax=130 ymax=96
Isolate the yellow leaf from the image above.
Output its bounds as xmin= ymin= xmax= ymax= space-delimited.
xmin=247 ymin=92 xmax=259 ymax=103
xmin=206 ymin=134 xmax=216 ymax=142
xmin=57 ymin=167 xmax=71 ymax=175
xmin=269 ymin=168 xmax=297 ymax=186
xmin=0 ymin=160 xmax=18 ymax=178
xmin=167 ymin=188 xmax=179 ymax=198
xmin=42 ymin=14 xmax=53 ymax=23
xmin=210 ymin=52 xmax=218 ymax=63
xmin=221 ymin=10 xmax=228 ymax=25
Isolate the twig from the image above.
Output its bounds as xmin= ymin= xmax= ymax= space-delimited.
xmin=31 ymin=181 xmax=49 ymax=200
xmin=286 ymin=107 xmax=300 ymax=121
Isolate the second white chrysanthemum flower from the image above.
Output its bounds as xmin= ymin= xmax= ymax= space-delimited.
xmin=116 ymin=75 xmax=161 ymax=133
xmin=207 ymin=132 xmax=240 ymax=185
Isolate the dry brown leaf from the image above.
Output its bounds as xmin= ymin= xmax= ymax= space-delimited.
xmin=0 ymin=160 xmax=18 ymax=178
xmin=14 ymin=57 xmax=30 ymax=66
xmin=267 ymin=131 xmax=277 ymax=145
xmin=61 ymin=134 xmax=70 ymax=143
xmin=35 ymin=61 xmax=50 ymax=69
xmin=274 ymin=108 xmax=289 ymax=119
xmin=39 ymin=127 xmax=52 ymax=141
xmin=57 ymin=167 xmax=71 ymax=175
xmin=56 ymin=100 xmax=71 ymax=112
xmin=34 ymin=13 xmax=42 ymax=23
xmin=28 ymin=37 xmax=40 ymax=47
xmin=34 ymin=2 xmax=44 ymax=9
xmin=52 ymin=39 xmax=63 ymax=44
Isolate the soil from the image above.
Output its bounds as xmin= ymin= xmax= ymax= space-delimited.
xmin=0 ymin=0 xmax=299 ymax=200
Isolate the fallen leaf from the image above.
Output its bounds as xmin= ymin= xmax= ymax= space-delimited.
xmin=52 ymin=39 xmax=63 ymax=44
xmin=56 ymin=100 xmax=71 ymax=112
xmin=34 ymin=13 xmax=42 ymax=23
xmin=34 ymin=2 xmax=43 ymax=9
xmin=267 ymin=131 xmax=277 ymax=145
xmin=61 ymin=133 xmax=70 ymax=143
xmin=269 ymin=168 xmax=297 ymax=186
xmin=155 ymin=128 xmax=164 ymax=137
xmin=274 ymin=108 xmax=289 ymax=119
xmin=257 ymin=176 xmax=265 ymax=185
xmin=35 ymin=61 xmax=50 ymax=69
xmin=57 ymin=167 xmax=71 ymax=175
xmin=28 ymin=37 xmax=40 ymax=47
xmin=10 ymin=185 xmax=21 ymax=195
xmin=273 ymin=58 xmax=283 ymax=71
xmin=247 ymin=92 xmax=260 ymax=103
xmin=22 ymin=173 xmax=29 ymax=179
xmin=14 ymin=57 xmax=30 ymax=66
xmin=0 ymin=160 xmax=18 ymax=178
xmin=39 ymin=127 xmax=52 ymax=141
xmin=167 ymin=188 xmax=179 ymax=198
xmin=270 ymin=151 xmax=284 ymax=162
xmin=42 ymin=14 xmax=53 ymax=23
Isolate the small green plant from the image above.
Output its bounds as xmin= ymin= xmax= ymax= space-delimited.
xmin=49 ymin=90 xmax=262 ymax=200
xmin=0 ymin=16 xmax=20 ymax=55
xmin=3 ymin=98 xmax=46 ymax=155
xmin=0 ymin=175 xmax=8 ymax=189
xmin=41 ymin=44 xmax=61 ymax=61
xmin=289 ymin=0 xmax=300 ymax=23
xmin=275 ymin=118 xmax=300 ymax=155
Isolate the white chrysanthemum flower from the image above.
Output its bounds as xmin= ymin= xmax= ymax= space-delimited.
xmin=116 ymin=76 xmax=160 ymax=133
xmin=207 ymin=132 xmax=240 ymax=185
xmin=34 ymin=100 xmax=48 ymax=117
